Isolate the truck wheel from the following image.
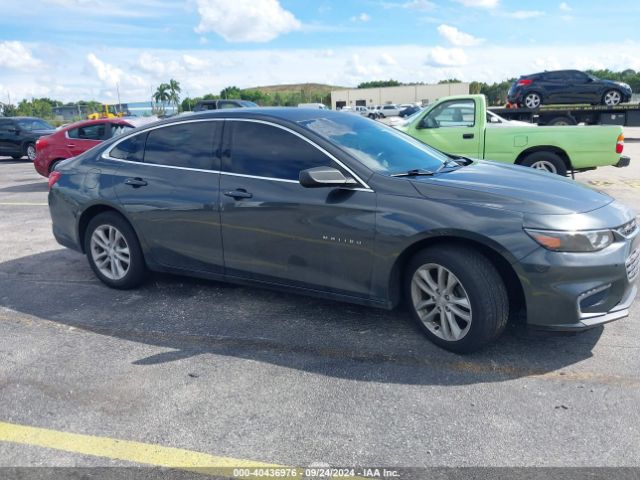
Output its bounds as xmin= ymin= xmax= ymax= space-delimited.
xmin=405 ymin=246 xmax=509 ymax=354
xmin=523 ymin=92 xmax=542 ymax=109
xmin=84 ymin=211 xmax=146 ymax=289
xmin=520 ymin=151 xmax=567 ymax=176
xmin=546 ymin=116 xmax=576 ymax=126
xmin=602 ymin=90 xmax=622 ymax=106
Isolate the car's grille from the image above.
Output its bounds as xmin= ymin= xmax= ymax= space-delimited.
xmin=616 ymin=219 xmax=638 ymax=238
xmin=626 ymin=248 xmax=640 ymax=282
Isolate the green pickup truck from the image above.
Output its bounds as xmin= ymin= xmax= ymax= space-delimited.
xmin=398 ymin=94 xmax=629 ymax=175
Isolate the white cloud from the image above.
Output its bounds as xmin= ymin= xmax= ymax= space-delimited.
xmin=502 ymin=10 xmax=544 ymax=19
xmin=559 ymin=2 xmax=571 ymax=12
xmin=194 ymin=0 xmax=301 ymax=43
xmin=425 ymin=46 xmax=468 ymax=66
xmin=437 ymin=24 xmax=483 ymax=46
xmin=87 ymin=53 xmax=146 ymax=90
xmin=0 ymin=41 xmax=42 ymax=70
xmin=350 ymin=13 xmax=371 ymax=22
xmin=380 ymin=53 xmax=397 ymax=66
xmin=182 ymin=55 xmax=207 ymax=71
xmin=453 ymin=0 xmax=499 ymax=8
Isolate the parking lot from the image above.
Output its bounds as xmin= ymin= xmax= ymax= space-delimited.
xmin=1 ymin=140 xmax=640 ymax=474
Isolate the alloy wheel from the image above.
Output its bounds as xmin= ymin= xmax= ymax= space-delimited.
xmin=524 ymin=93 xmax=541 ymax=109
xmin=411 ymin=263 xmax=472 ymax=342
xmin=27 ymin=144 xmax=36 ymax=161
xmin=604 ymin=90 xmax=622 ymax=106
xmin=90 ymin=224 xmax=131 ymax=281
xmin=530 ymin=160 xmax=558 ymax=173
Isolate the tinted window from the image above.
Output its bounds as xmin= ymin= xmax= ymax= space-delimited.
xmin=110 ymin=132 xmax=147 ymax=162
xmin=228 ymin=122 xmax=333 ymax=180
xmin=568 ymin=71 xmax=589 ymax=83
xmin=144 ymin=122 xmax=218 ymax=170
xmin=68 ymin=123 xmax=106 ymax=140
xmin=109 ymin=124 xmax=134 ymax=138
xmin=218 ymin=101 xmax=241 ymax=109
xmin=16 ymin=119 xmax=53 ymax=131
xmin=543 ymin=72 xmax=566 ymax=82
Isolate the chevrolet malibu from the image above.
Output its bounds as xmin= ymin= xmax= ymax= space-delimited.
xmin=48 ymin=109 xmax=639 ymax=352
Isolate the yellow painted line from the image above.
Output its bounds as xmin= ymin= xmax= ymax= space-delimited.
xmin=0 ymin=202 xmax=48 ymax=206
xmin=0 ymin=421 xmax=290 ymax=478
xmin=0 ymin=421 xmax=371 ymax=479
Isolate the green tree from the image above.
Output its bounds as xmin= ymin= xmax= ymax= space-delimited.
xmin=168 ymin=79 xmax=181 ymax=112
xmin=153 ymin=83 xmax=170 ymax=114
xmin=357 ymin=79 xmax=402 ymax=89
xmin=220 ymin=86 xmax=241 ymax=99
xmin=438 ymin=79 xmax=462 ymax=84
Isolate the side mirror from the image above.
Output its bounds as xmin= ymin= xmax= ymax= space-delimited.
xmin=299 ymin=166 xmax=357 ymax=188
xmin=417 ymin=116 xmax=437 ymax=130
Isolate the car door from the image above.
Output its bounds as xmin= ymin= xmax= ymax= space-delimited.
xmin=412 ymin=99 xmax=481 ymax=157
xmin=568 ymin=71 xmax=600 ymax=103
xmin=109 ymin=120 xmax=225 ymax=274
xmin=219 ymin=119 xmax=377 ymax=298
xmin=541 ymin=71 xmax=573 ymax=103
xmin=66 ymin=123 xmax=109 ymax=156
xmin=0 ymin=119 xmax=18 ymax=156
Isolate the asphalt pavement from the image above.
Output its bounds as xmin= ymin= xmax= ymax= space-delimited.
xmin=1 ymin=143 xmax=640 ymax=476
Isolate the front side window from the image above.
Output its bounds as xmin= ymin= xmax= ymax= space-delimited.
xmin=68 ymin=123 xmax=106 ymax=140
xmin=109 ymin=124 xmax=135 ymax=138
xmin=422 ymin=99 xmax=475 ymax=128
xmin=16 ymin=119 xmax=53 ymax=131
xmin=109 ymin=132 xmax=147 ymax=162
xmin=300 ymin=114 xmax=448 ymax=175
xmin=144 ymin=121 xmax=218 ymax=170
xmin=227 ymin=121 xmax=333 ymax=181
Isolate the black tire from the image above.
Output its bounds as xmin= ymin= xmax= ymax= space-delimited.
xmin=602 ymin=89 xmax=622 ymax=106
xmin=84 ymin=211 xmax=146 ymax=289
xmin=520 ymin=151 xmax=567 ymax=176
xmin=405 ymin=246 xmax=509 ymax=354
xmin=24 ymin=143 xmax=36 ymax=162
xmin=546 ymin=116 xmax=577 ymax=126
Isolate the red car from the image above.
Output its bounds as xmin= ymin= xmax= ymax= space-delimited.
xmin=34 ymin=118 xmax=134 ymax=177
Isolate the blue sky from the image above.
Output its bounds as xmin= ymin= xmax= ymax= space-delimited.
xmin=1 ymin=0 xmax=639 ymax=103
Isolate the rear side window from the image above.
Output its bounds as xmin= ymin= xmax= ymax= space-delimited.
xmin=227 ymin=121 xmax=333 ymax=181
xmin=143 ymin=121 xmax=218 ymax=170
xmin=110 ymin=132 xmax=147 ymax=162
xmin=68 ymin=123 xmax=106 ymax=140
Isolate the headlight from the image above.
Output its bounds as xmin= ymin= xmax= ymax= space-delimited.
xmin=525 ymin=228 xmax=614 ymax=252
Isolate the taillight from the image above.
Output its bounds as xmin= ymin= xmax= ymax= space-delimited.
xmin=517 ymin=79 xmax=533 ymax=86
xmin=36 ymin=137 xmax=48 ymax=150
xmin=616 ymin=133 xmax=624 ymax=154
xmin=48 ymin=171 xmax=61 ymax=188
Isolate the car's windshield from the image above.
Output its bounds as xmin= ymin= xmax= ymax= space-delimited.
xmin=239 ymin=100 xmax=258 ymax=107
xmin=299 ymin=114 xmax=448 ymax=174
xmin=16 ymin=119 xmax=53 ymax=131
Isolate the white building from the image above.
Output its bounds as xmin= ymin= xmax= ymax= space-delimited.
xmin=331 ymin=83 xmax=470 ymax=110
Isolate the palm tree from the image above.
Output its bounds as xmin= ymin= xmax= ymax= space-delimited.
xmin=153 ymin=83 xmax=170 ymax=114
xmin=168 ymin=79 xmax=181 ymax=113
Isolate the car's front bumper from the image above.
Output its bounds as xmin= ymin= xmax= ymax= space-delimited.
xmin=515 ymin=228 xmax=639 ymax=330
xmin=615 ymin=156 xmax=631 ymax=168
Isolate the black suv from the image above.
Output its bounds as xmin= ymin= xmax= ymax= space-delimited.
xmin=193 ymin=99 xmax=258 ymax=111
xmin=0 ymin=117 xmax=56 ymax=161
xmin=508 ymin=70 xmax=633 ymax=109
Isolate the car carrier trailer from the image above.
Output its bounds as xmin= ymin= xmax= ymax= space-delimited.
xmin=489 ymin=103 xmax=640 ymax=127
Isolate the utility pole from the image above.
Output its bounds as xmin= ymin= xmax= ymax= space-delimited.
xmin=116 ymin=82 xmax=122 ymax=114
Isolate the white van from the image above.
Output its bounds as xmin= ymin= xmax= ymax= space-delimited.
xmin=298 ymin=103 xmax=329 ymax=110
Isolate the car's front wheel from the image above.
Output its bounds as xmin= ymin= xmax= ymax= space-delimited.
xmin=405 ymin=246 xmax=508 ymax=353
xmin=602 ymin=89 xmax=622 ymax=106
xmin=84 ymin=211 xmax=146 ymax=289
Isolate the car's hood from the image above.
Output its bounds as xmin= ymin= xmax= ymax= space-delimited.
xmin=601 ymin=79 xmax=631 ymax=91
xmin=409 ymin=160 xmax=613 ymax=215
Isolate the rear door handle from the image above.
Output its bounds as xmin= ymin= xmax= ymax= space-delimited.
xmin=462 ymin=133 xmax=474 ymax=139
xmin=124 ymin=177 xmax=148 ymax=187
xmin=224 ymin=189 xmax=253 ymax=199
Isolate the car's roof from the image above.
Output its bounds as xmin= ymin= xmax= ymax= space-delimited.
xmin=60 ymin=117 xmax=133 ymax=130
xmin=4 ymin=116 xmax=48 ymax=121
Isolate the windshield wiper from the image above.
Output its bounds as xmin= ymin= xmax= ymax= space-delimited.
xmin=391 ymin=168 xmax=435 ymax=177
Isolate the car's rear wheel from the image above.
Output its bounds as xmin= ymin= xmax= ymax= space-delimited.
xmin=520 ymin=151 xmax=567 ymax=176
xmin=602 ymin=89 xmax=622 ymax=106
xmin=405 ymin=246 xmax=508 ymax=353
xmin=523 ymin=92 xmax=541 ymax=109
xmin=84 ymin=211 xmax=146 ymax=289
xmin=25 ymin=143 xmax=36 ymax=161
xmin=546 ymin=116 xmax=576 ymax=126
xmin=48 ymin=159 xmax=64 ymax=175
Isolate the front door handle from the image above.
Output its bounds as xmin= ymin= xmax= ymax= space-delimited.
xmin=224 ymin=189 xmax=253 ymax=199
xmin=462 ymin=133 xmax=474 ymax=139
xmin=124 ymin=177 xmax=148 ymax=187
xmin=66 ymin=144 xmax=76 ymax=147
